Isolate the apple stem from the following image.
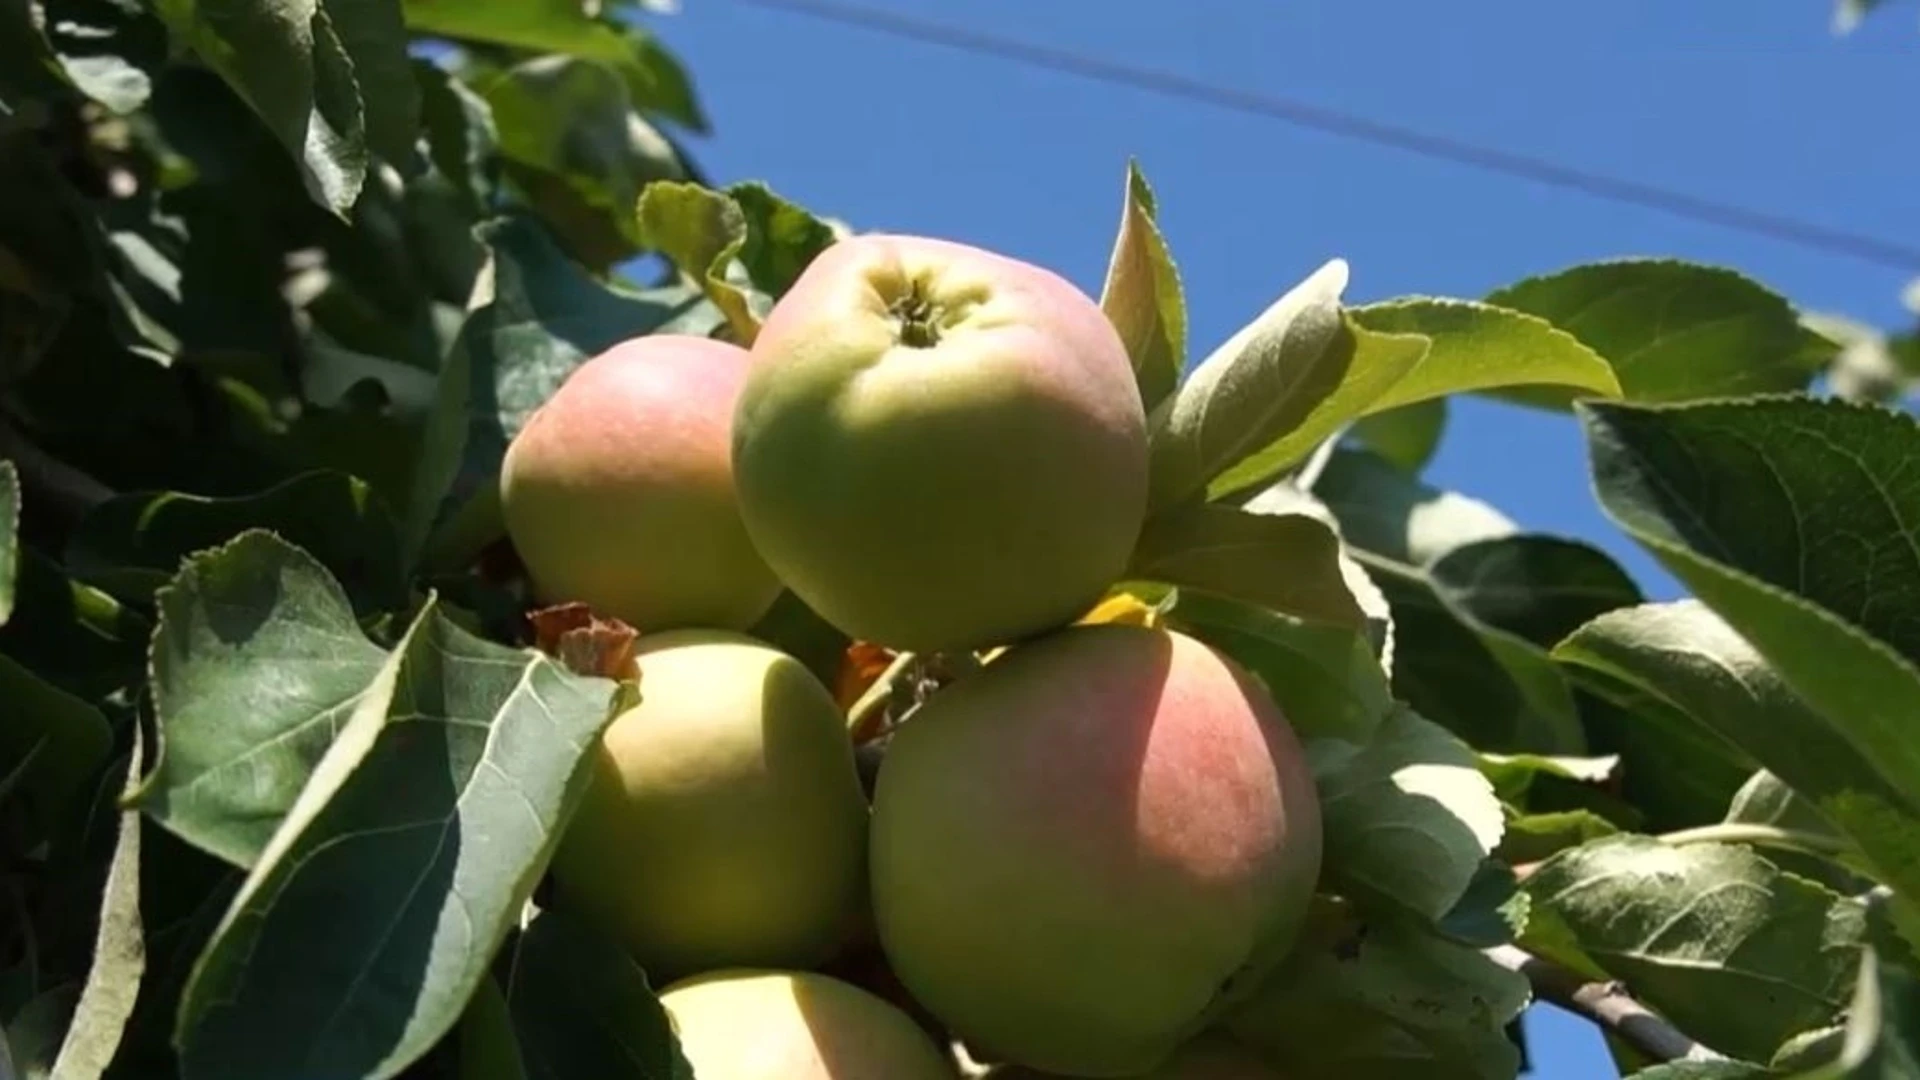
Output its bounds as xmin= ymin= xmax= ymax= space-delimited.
xmin=847 ymin=650 xmax=921 ymax=743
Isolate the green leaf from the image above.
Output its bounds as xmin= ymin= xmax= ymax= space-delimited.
xmin=1223 ymin=899 xmax=1529 ymax=1080
xmin=1129 ymin=504 xmax=1370 ymax=631
xmin=1347 ymin=297 xmax=1622 ymax=412
xmin=1522 ymin=834 xmax=1867 ymax=1062
xmin=1 ymin=459 xmax=15 ymax=625
xmin=456 ymin=976 xmax=527 ymax=1080
xmin=137 ymin=531 xmax=390 ymax=868
xmin=1581 ymin=397 xmax=1920 ymax=807
xmin=633 ymin=180 xmax=759 ymax=342
xmin=151 ymin=0 xmax=370 ymax=215
xmin=1349 ymin=398 xmax=1447 ymax=474
xmin=726 ymin=182 xmax=840 ymax=302
xmin=481 ymin=55 xmax=687 ymax=271
xmin=405 ymin=214 xmax=720 ymax=568
xmin=1151 ymin=587 xmax=1393 ymax=744
xmin=502 ymin=909 xmax=693 ymax=1080
xmin=1143 ymin=258 xmax=1358 ymax=510
xmin=1724 ymin=771 xmax=1845 ymax=842
xmin=173 ymin=568 xmax=620 ymax=1080
xmin=0 ymin=651 xmax=112 ymax=853
xmin=402 ymin=0 xmax=707 ymax=131
xmin=1815 ymin=942 xmax=1920 ymax=1078
xmin=1098 ymin=160 xmax=1185 ymax=413
xmin=45 ymin=730 xmax=144 ymax=1080
xmin=1477 ymin=752 xmax=1619 ymax=804
xmin=0 ymin=548 xmax=147 ymax=702
xmin=1624 ymin=1064 xmax=1769 ymax=1080
xmin=1311 ymin=707 xmax=1505 ymax=922
xmin=1310 ymin=447 xmax=1517 ymax=569
xmin=324 ymin=0 xmax=420 ymax=167
xmin=1555 ymin=600 xmax=1920 ymax=951
xmin=27 ymin=0 xmax=168 ymax=114
xmin=415 ymin=59 xmax=499 ymax=218
xmin=68 ymin=470 xmax=405 ymax=614
xmin=1490 ymin=260 xmax=1825 ymax=404
xmin=1436 ymin=859 xmax=1530 ymax=947
xmin=1498 ymin=807 xmax=1620 ymax=865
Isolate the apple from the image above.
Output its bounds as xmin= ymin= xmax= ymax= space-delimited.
xmin=869 ymin=624 xmax=1323 ymax=1077
xmin=731 ymin=233 xmax=1149 ymax=654
xmin=984 ymin=1034 xmax=1282 ymax=1079
xmin=547 ymin=629 xmax=868 ymax=981
xmin=500 ymin=333 xmax=783 ymax=632
xmin=659 ymin=968 xmax=957 ymax=1080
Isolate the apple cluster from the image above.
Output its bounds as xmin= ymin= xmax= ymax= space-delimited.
xmin=498 ymin=233 xmax=1326 ymax=1079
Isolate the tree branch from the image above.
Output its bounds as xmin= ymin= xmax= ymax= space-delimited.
xmin=1486 ymin=945 xmax=1725 ymax=1065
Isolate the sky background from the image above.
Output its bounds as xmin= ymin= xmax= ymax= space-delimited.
xmin=638 ymin=3 xmax=1920 ymax=1074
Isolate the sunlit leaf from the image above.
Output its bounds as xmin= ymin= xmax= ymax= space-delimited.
xmin=1098 ymin=160 xmax=1185 ymax=413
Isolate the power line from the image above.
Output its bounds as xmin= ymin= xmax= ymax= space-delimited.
xmin=720 ymin=0 xmax=1920 ymax=273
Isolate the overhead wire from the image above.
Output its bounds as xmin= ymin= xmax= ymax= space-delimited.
xmin=719 ymin=0 xmax=1920 ymax=273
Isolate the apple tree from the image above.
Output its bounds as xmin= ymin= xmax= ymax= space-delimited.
xmin=2 ymin=2 xmax=1917 ymax=1078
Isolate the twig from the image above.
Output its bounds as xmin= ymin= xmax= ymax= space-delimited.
xmin=1486 ymin=945 xmax=1724 ymax=1065
xmin=847 ymin=650 xmax=918 ymax=744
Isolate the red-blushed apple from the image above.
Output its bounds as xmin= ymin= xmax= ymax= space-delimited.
xmin=984 ymin=1033 xmax=1283 ymax=1079
xmin=869 ymin=624 xmax=1323 ymax=1078
xmin=730 ymin=234 xmax=1149 ymax=654
xmin=547 ymin=629 xmax=869 ymax=982
xmin=500 ymin=333 xmax=783 ymax=632
xmin=659 ymin=969 xmax=958 ymax=1080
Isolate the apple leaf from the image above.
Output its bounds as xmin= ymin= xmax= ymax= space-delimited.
xmin=1436 ymin=859 xmax=1530 ymax=948
xmin=0 ymin=0 xmax=165 ymax=114
xmin=1223 ymin=899 xmax=1529 ymax=1080
xmin=44 ymin=732 xmax=145 ymax=1080
xmin=727 ymin=182 xmax=841 ymax=302
xmin=1129 ymin=504 xmax=1369 ymax=631
xmin=415 ymin=60 xmax=499 ymax=218
xmin=1347 ymin=297 xmax=1621 ymax=414
xmin=1310 ymin=448 xmax=1517 ymax=569
xmin=405 ymin=213 xmax=719 ymax=567
xmin=1623 ymin=1065 xmax=1768 ymax=1080
xmin=1723 ymin=771 xmax=1844 ymax=843
xmin=1 ymin=458 xmax=15 ymax=625
xmin=138 ymin=532 xmax=390 ymax=868
xmin=1581 ymin=397 xmax=1920 ymax=809
xmin=151 ymin=0 xmax=393 ymax=216
xmin=1498 ymin=808 xmax=1620 ymax=865
xmin=0 ymin=652 xmax=112 ymax=855
xmin=67 ymin=470 xmax=405 ymax=615
xmin=1522 ymin=834 xmax=1867 ymax=1063
xmin=1149 ymin=587 xmax=1393 ymax=744
xmin=401 ymin=0 xmax=706 ymax=131
xmin=1143 ymin=258 xmax=1374 ymax=512
xmin=1554 ymin=600 xmax=1920 ymax=951
xmin=1311 ymin=706 xmax=1505 ymax=923
xmin=1489 ymin=260 xmax=1829 ymax=405
xmin=1349 ymin=398 xmax=1448 ymax=474
xmin=634 ymin=180 xmax=763 ymax=343
xmin=1818 ymin=941 xmax=1920 ymax=1078
xmin=0 ymin=547 xmax=150 ymax=703
xmin=502 ymin=909 xmax=693 ymax=1080
xmin=322 ymin=0 xmax=421 ymax=169
xmin=480 ymin=55 xmax=688 ymax=271
xmin=456 ymin=977 xmax=528 ymax=1080
xmin=1098 ymin=160 xmax=1185 ymax=413
xmin=1477 ymin=752 xmax=1619 ymax=804
xmin=172 ymin=553 xmax=621 ymax=1080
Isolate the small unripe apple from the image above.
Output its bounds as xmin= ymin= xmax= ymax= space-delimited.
xmin=501 ymin=334 xmax=782 ymax=632
xmin=660 ymin=968 xmax=957 ymax=1080
xmin=731 ymin=234 xmax=1149 ymax=654
xmin=548 ymin=630 xmax=868 ymax=981
xmin=870 ymin=624 xmax=1323 ymax=1077
xmin=985 ymin=1034 xmax=1281 ymax=1079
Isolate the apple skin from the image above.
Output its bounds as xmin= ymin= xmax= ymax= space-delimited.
xmin=985 ymin=1034 xmax=1283 ymax=1079
xmin=500 ymin=333 xmax=783 ymax=632
xmin=659 ymin=968 xmax=957 ymax=1080
xmin=731 ymin=233 xmax=1149 ymax=654
xmin=869 ymin=624 xmax=1323 ymax=1078
xmin=547 ymin=629 xmax=869 ymax=982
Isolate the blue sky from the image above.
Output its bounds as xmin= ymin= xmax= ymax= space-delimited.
xmin=641 ymin=3 xmax=1920 ymax=1074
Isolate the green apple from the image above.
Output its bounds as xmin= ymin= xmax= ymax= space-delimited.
xmin=501 ymin=333 xmax=783 ymax=632
xmin=869 ymin=624 xmax=1323 ymax=1077
xmin=731 ymin=233 xmax=1149 ymax=654
xmin=548 ymin=629 xmax=868 ymax=981
xmin=660 ymin=968 xmax=957 ymax=1079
